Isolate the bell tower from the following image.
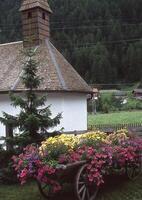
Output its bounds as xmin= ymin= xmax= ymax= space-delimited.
xmin=20 ymin=0 xmax=52 ymax=47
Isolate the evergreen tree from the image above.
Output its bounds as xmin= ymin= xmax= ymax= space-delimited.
xmin=0 ymin=48 xmax=61 ymax=143
xmin=91 ymin=42 xmax=113 ymax=83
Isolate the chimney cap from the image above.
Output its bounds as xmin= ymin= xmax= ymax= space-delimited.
xmin=20 ymin=0 xmax=52 ymax=13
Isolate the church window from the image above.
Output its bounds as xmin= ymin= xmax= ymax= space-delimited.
xmin=28 ymin=12 xmax=32 ymax=19
xmin=42 ymin=12 xmax=46 ymax=20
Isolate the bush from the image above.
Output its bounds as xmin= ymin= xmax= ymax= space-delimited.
xmin=122 ymin=93 xmax=142 ymax=110
xmin=88 ymin=91 xmax=142 ymax=114
xmin=0 ymin=150 xmax=15 ymax=168
xmin=0 ymin=150 xmax=18 ymax=184
xmin=96 ymin=93 xmax=122 ymax=113
xmin=0 ymin=165 xmax=17 ymax=184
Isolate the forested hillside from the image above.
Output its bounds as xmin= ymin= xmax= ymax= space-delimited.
xmin=0 ymin=0 xmax=142 ymax=84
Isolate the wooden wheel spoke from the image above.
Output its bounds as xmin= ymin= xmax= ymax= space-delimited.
xmin=75 ymin=164 xmax=99 ymax=200
xmin=82 ymin=187 xmax=87 ymax=200
xmin=79 ymin=184 xmax=85 ymax=194
xmin=79 ymin=181 xmax=85 ymax=185
xmin=133 ymin=167 xmax=139 ymax=176
xmin=86 ymin=188 xmax=90 ymax=200
xmin=127 ymin=162 xmax=141 ymax=180
xmin=90 ymin=189 xmax=98 ymax=200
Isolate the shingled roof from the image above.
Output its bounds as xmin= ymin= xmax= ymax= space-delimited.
xmin=0 ymin=40 xmax=92 ymax=93
xmin=20 ymin=0 xmax=52 ymax=13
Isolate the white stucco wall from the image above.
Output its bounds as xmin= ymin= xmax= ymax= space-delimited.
xmin=0 ymin=92 xmax=87 ymax=137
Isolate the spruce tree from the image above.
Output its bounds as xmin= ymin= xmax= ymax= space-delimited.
xmin=0 ymin=48 xmax=61 ymax=144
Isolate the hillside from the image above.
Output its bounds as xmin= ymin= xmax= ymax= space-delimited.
xmin=0 ymin=0 xmax=142 ymax=84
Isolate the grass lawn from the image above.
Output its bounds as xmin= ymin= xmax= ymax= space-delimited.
xmin=0 ymin=182 xmax=44 ymax=200
xmin=0 ymin=175 xmax=142 ymax=200
xmin=88 ymin=111 xmax=142 ymax=126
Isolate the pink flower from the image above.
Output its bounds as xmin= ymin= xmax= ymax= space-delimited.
xmin=20 ymin=168 xmax=28 ymax=178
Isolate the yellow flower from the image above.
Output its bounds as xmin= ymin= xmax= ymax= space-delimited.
xmin=39 ymin=129 xmax=129 ymax=155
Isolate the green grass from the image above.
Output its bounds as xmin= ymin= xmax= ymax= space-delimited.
xmin=0 ymin=176 xmax=142 ymax=200
xmin=0 ymin=182 xmax=44 ymax=200
xmin=88 ymin=111 xmax=142 ymax=126
xmin=97 ymin=175 xmax=142 ymax=200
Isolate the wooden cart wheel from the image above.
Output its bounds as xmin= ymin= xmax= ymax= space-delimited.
xmin=75 ymin=164 xmax=99 ymax=200
xmin=126 ymin=153 xmax=142 ymax=180
xmin=37 ymin=181 xmax=53 ymax=199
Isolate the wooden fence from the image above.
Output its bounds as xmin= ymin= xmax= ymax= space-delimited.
xmin=88 ymin=123 xmax=142 ymax=134
xmin=0 ymin=122 xmax=142 ymax=145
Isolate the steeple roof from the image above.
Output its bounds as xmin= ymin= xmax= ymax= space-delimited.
xmin=20 ymin=0 xmax=52 ymax=13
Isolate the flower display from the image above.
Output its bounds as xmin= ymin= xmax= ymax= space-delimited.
xmin=39 ymin=134 xmax=78 ymax=158
xmin=39 ymin=131 xmax=107 ymax=156
xmin=40 ymin=134 xmax=77 ymax=149
xmin=12 ymin=130 xmax=142 ymax=195
xmin=12 ymin=145 xmax=61 ymax=192
xmin=79 ymin=131 xmax=107 ymax=141
xmin=12 ymin=145 xmax=41 ymax=184
xmin=104 ymin=129 xmax=128 ymax=145
xmin=58 ymin=138 xmax=142 ymax=186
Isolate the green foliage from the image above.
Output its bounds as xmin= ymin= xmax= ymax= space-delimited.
xmin=88 ymin=91 xmax=142 ymax=114
xmin=97 ymin=93 xmax=122 ymax=113
xmin=4 ymin=134 xmax=34 ymax=150
xmin=43 ymin=143 xmax=69 ymax=161
xmin=0 ymin=48 xmax=61 ymax=144
xmin=0 ymin=149 xmax=17 ymax=184
xmin=122 ymin=93 xmax=142 ymax=110
xmin=0 ymin=150 xmax=14 ymax=168
xmin=0 ymin=0 xmax=21 ymax=43
xmin=0 ymin=164 xmax=17 ymax=184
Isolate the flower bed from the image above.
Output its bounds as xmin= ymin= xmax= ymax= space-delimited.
xmin=12 ymin=130 xmax=142 ymax=194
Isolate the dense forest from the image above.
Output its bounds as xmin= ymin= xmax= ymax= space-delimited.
xmin=0 ymin=0 xmax=142 ymax=84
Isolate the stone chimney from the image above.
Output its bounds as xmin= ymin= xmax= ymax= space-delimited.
xmin=20 ymin=0 xmax=52 ymax=47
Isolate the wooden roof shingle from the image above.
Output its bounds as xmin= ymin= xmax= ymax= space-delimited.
xmin=0 ymin=40 xmax=92 ymax=94
xmin=20 ymin=0 xmax=52 ymax=13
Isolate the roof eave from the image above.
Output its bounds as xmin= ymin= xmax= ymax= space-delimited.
xmin=20 ymin=7 xmax=52 ymax=13
xmin=0 ymin=89 xmax=93 ymax=95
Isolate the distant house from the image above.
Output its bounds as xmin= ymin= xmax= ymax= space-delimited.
xmin=113 ymin=91 xmax=127 ymax=99
xmin=87 ymin=88 xmax=99 ymax=101
xmin=133 ymin=89 xmax=142 ymax=100
xmin=92 ymin=88 xmax=99 ymax=99
xmin=100 ymin=89 xmax=127 ymax=99
xmin=100 ymin=89 xmax=119 ymax=94
xmin=0 ymin=0 xmax=92 ymax=138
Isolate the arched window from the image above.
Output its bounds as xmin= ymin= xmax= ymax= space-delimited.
xmin=28 ymin=12 xmax=32 ymax=19
xmin=42 ymin=12 xmax=46 ymax=20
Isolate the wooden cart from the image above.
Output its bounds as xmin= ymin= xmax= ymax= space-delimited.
xmin=37 ymin=152 xmax=142 ymax=200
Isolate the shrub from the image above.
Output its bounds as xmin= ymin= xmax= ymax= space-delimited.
xmin=89 ymin=91 xmax=142 ymax=114
xmin=0 ymin=150 xmax=18 ymax=184
xmin=122 ymin=94 xmax=142 ymax=110
xmin=96 ymin=93 xmax=122 ymax=113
